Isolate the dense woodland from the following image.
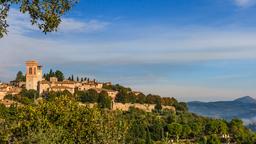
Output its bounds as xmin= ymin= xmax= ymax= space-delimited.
xmin=1 ymin=83 xmax=256 ymax=144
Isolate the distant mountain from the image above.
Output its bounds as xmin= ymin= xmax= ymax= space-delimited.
xmin=187 ymin=96 xmax=256 ymax=131
xmin=234 ymin=96 xmax=256 ymax=104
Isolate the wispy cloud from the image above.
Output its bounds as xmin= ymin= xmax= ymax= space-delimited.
xmin=59 ymin=19 xmax=109 ymax=33
xmin=234 ymin=0 xmax=256 ymax=7
xmin=7 ymin=8 xmax=109 ymax=35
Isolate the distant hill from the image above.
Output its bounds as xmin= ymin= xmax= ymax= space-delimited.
xmin=234 ymin=96 xmax=256 ymax=104
xmin=187 ymin=96 xmax=256 ymax=131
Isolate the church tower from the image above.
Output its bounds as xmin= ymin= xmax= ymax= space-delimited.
xmin=25 ymin=60 xmax=42 ymax=90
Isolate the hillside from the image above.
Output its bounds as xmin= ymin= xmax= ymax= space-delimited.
xmin=234 ymin=96 xmax=256 ymax=104
xmin=0 ymin=87 xmax=255 ymax=143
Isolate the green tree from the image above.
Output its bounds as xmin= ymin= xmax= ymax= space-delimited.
xmin=6 ymin=89 xmax=39 ymax=104
xmin=146 ymin=128 xmax=153 ymax=144
xmin=205 ymin=120 xmax=219 ymax=135
xmin=0 ymin=96 xmax=129 ymax=143
xmin=206 ymin=134 xmax=221 ymax=144
xmin=115 ymin=91 xmax=126 ymax=103
xmin=175 ymin=102 xmax=188 ymax=112
xmin=229 ymin=118 xmax=251 ymax=143
xmin=49 ymin=69 xmax=54 ymax=77
xmin=167 ymin=123 xmax=182 ymax=142
xmin=0 ymin=0 xmax=78 ymax=38
xmin=44 ymin=70 xmax=64 ymax=81
xmin=55 ymin=70 xmax=64 ymax=81
xmin=78 ymin=89 xmax=99 ymax=103
xmin=127 ymin=118 xmax=147 ymax=143
xmin=146 ymin=94 xmax=161 ymax=104
xmin=136 ymin=93 xmax=146 ymax=104
xmin=98 ymin=91 xmax=112 ymax=109
xmin=154 ymin=98 xmax=162 ymax=112
xmin=15 ymin=71 xmax=26 ymax=82
xmin=218 ymin=120 xmax=228 ymax=135
xmin=190 ymin=122 xmax=203 ymax=137
xmin=149 ymin=117 xmax=165 ymax=141
xmin=181 ymin=124 xmax=191 ymax=139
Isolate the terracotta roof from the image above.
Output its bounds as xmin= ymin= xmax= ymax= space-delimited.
xmin=0 ymin=85 xmax=8 ymax=88
xmin=40 ymin=80 xmax=51 ymax=84
xmin=51 ymin=86 xmax=73 ymax=89
xmin=59 ymin=81 xmax=75 ymax=84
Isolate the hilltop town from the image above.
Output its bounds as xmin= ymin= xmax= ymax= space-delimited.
xmin=0 ymin=61 xmax=115 ymax=104
xmin=0 ymin=60 xmax=176 ymax=111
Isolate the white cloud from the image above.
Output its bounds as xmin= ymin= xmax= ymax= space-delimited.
xmin=234 ymin=0 xmax=256 ymax=7
xmin=6 ymin=8 xmax=109 ymax=35
xmin=2 ymin=21 xmax=256 ymax=77
xmin=7 ymin=9 xmax=38 ymax=34
xmin=59 ymin=19 xmax=109 ymax=33
xmin=4 ymin=10 xmax=256 ymax=67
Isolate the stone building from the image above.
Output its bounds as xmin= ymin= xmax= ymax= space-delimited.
xmin=10 ymin=80 xmax=26 ymax=88
xmin=93 ymin=88 xmax=118 ymax=100
xmin=39 ymin=78 xmax=76 ymax=94
xmin=78 ymin=80 xmax=103 ymax=91
xmin=25 ymin=61 xmax=42 ymax=90
xmin=24 ymin=60 xmax=118 ymax=100
xmin=0 ymin=84 xmax=21 ymax=100
xmin=39 ymin=77 xmax=107 ymax=95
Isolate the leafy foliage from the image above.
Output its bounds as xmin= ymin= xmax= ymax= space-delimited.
xmin=108 ymin=84 xmax=183 ymax=111
xmin=98 ymin=91 xmax=112 ymax=109
xmin=0 ymin=0 xmax=78 ymax=38
xmin=0 ymin=95 xmax=255 ymax=143
xmin=15 ymin=71 xmax=26 ymax=82
xmin=1 ymin=84 xmax=256 ymax=143
xmin=0 ymin=96 xmax=129 ymax=143
xmin=5 ymin=89 xmax=39 ymax=105
xmin=43 ymin=69 xmax=65 ymax=81
xmin=76 ymin=89 xmax=112 ymax=109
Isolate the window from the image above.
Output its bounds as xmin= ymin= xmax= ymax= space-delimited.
xmin=29 ymin=67 xmax=32 ymax=75
xmin=34 ymin=67 xmax=36 ymax=75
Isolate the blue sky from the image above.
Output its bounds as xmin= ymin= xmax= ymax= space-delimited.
xmin=1 ymin=0 xmax=256 ymax=101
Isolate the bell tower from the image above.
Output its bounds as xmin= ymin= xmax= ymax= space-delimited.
xmin=26 ymin=60 xmax=40 ymax=90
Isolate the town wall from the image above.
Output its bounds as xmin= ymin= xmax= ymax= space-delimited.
xmin=113 ymin=103 xmax=175 ymax=112
xmin=79 ymin=102 xmax=175 ymax=112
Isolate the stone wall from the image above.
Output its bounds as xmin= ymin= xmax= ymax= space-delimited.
xmin=79 ymin=102 xmax=175 ymax=112
xmin=113 ymin=103 xmax=175 ymax=112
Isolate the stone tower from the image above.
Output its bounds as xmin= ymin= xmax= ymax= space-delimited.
xmin=25 ymin=60 xmax=42 ymax=90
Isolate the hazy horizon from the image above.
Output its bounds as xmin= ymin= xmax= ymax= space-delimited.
xmin=1 ymin=0 xmax=256 ymax=102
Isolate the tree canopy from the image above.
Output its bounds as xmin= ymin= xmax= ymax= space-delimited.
xmin=15 ymin=71 xmax=26 ymax=82
xmin=0 ymin=0 xmax=78 ymax=38
xmin=43 ymin=69 xmax=65 ymax=81
xmin=2 ymin=90 xmax=256 ymax=143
